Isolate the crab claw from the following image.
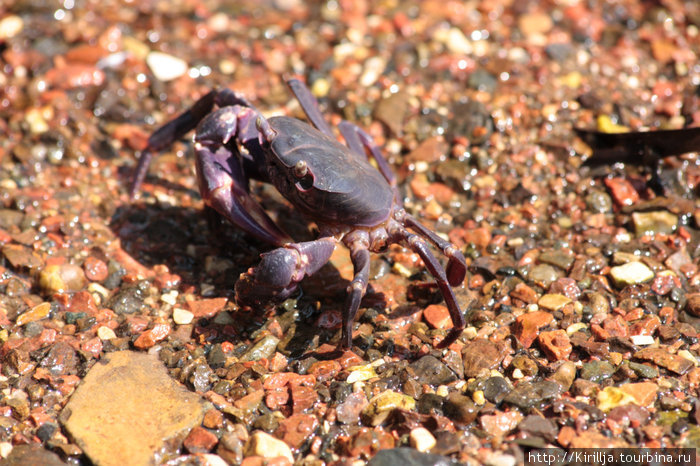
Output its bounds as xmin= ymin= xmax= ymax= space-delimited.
xmin=235 ymin=238 xmax=336 ymax=307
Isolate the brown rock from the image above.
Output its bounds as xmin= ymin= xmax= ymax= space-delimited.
xmin=275 ymin=414 xmax=318 ymax=449
xmin=187 ymin=297 xmax=228 ymax=318
xmin=686 ymin=293 xmax=700 ymax=317
xmin=462 ymin=338 xmax=503 ymax=378
xmin=291 ymin=384 xmax=317 ymax=413
xmin=423 ymin=304 xmax=452 ymax=329
xmin=183 ymin=426 xmax=218 ymax=453
xmin=538 ymin=330 xmax=572 ymax=361
xmin=480 ymin=411 xmax=523 ymax=437
xmin=61 ymin=351 xmax=206 ymax=466
xmin=634 ymin=347 xmax=694 ymax=375
xmin=514 ymin=311 xmax=553 ymax=348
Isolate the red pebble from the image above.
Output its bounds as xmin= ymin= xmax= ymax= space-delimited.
xmin=83 ymin=257 xmax=109 ymax=282
xmin=183 ymin=426 xmax=218 ymax=453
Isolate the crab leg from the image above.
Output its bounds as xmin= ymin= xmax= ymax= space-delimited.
xmin=401 ymin=213 xmax=466 ymax=286
xmin=393 ymin=227 xmax=465 ymax=348
xmin=341 ymin=245 xmax=371 ymax=349
xmin=286 ymin=78 xmax=335 ymax=137
xmin=235 ymin=237 xmax=337 ymax=306
xmin=130 ymin=90 xmax=219 ymax=197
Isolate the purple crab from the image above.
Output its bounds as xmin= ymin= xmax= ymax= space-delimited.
xmin=130 ymin=78 xmax=467 ymax=348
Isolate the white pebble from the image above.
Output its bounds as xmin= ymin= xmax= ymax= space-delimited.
xmin=0 ymin=15 xmax=23 ymax=40
xmin=245 ymin=431 xmax=294 ymax=463
xmin=173 ymin=307 xmax=194 ymax=325
xmin=630 ymin=334 xmax=654 ymax=346
xmin=409 ymin=427 xmax=436 ymax=452
xmin=97 ymin=326 xmax=117 ymax=340
xmin=610 ymin=261 xmax=654 ymax=286
xmin=146 ymin=51 xmax=188 ymax=82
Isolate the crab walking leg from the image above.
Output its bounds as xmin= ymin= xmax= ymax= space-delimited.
xmin=235 ymin=237 xmax=337 ymax=305
xmin=195 ymin=143 xmax=291 ymax=246
xmin=130 ymin=90 xmax=218 ymax=197
xmin=337 ymin=121 xmax=396 ymax=189
xmin=394 ymin=228 xmax=465 ymax=348
xmin=400 ymin=212 xmax=467 ymax=287
xmin=341 ymin=246 xmax=371 ymax=349
xmin=286 ymin=78 xmax=335 ymax=138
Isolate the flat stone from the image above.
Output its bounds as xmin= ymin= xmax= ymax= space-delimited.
xmin=462 ymin=338 xmax=503 ymax=378
xmin=409 ymin=355 xmax=457 ymax=386
xmin=634 ymin=347 xmax=694 ymax=375
xmin=514 ymin=311 xmax=554 ymax=348
xmin=367 ymin=447 xmax=459 ymax=466
xmin=610 ymin=262 xmax=654 ymax=287
xmin=537 ymin=294 xmax=571 ymax=312
xmin=60 ymin=351 xmax=206 ymax=466
xmin=3 ymin=444 xmax=65 ymax=466
xmin=244 ymin=431 xmax=294 ymax=463
xmin=632 ymin=211 xmax=677 ymax=237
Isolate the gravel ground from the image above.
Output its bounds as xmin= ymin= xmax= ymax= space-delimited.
xmin=1 ymin=0 xmax=700 ymax=465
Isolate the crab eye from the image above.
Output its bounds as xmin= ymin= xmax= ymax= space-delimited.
xmin=293 ymin=161 xmax=314 ymax=191
xmin=294 ymin=160 xmax=308 ymax=178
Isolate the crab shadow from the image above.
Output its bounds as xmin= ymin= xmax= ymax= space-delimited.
xmin=110 ymin=195 xmax=388 ymax=348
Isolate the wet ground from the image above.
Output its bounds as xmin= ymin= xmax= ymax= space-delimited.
xmin=1 ymin=0 xmax=700 ymax=465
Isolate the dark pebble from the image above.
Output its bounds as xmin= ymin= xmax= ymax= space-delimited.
xmin=504 ymin=381 xmax=561 ymax=409
xmin=416 ymin=393 xmax=445 ymax=415
xmin=107 ymin=282 xmax=147 ymax=315
xmin=367 ymin=447 xmax=460 ymax=466
xmin=409 ymin=355 xmax=457 ymax=386
xmin=443 ymin=392 xmax=478 ymax=424
xmin=517 ymin=414 xmax=558 ymax=442
xmin=580 ymin=360 xmax=615 ymax=383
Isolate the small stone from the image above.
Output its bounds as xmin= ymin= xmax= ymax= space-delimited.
xmin=604 ymin=177 xmax=639 ymax=206
xmin=16 ymin=302 xmax=51 ymax=326
xmin=97 ymin=326 xmax=117 ymax=340
xmin=409 ymin=355 xmax=457 ymax=386
xmin=528 ymin=264 xmax=559 ymax=287
xmin=133 ymin=323 xmax=171 ymax=349
xmin=503 ymin=381 xmax=560 ymax=409
xmin=336 ymin=391 xmax=368 ymax=425
xmin=686 ymin=293 xmax=700 ymax=317
xmin=346 ymin=363 xmax=378 ymax=383
xmin=244 ymin=431 xmax=293 ymax=463
xmin=514 ymin=311 xmax=554 ymax=348
xmin=146 ymin=51 xmax=188 ymax=82
xmin=443 ymin=392 xmax=478 ymax=424
xmin=184 ymin=426 xmax=219 ymax=453
xmin=173 ymin=307 xmax=195 ymax=325
xmin=367 ymin=447 xmax=459 ymax=466
xmin=610 ymin=261 xmax=654 ymax=287
xmin=480 ymin=411 xmax=523 ymax=437
xmin=0 ymin=15 xmax=23 ymax=40
xmin=538 ymin=250 xmax=575 ymax=271
xmin=423 ymin=304 xmax=452 ymax=329
xmin=2 ymin=244 xmax=42 ymax=270
xmin=630 ymin=334 xmax=654 ymax=346
xmin=580 ymin=360 xmax=614 ymax=383
xmin=240 ymin=335 xmax=279 ymax=362
xmin=462 ymin=338 xmax=502 ymax=377
xmin=187 ymin=297 xmax=227 ymax=318
xmin=538 ymin=330 xmax=572 ymax=361
xmin=550 ymin=361 xmax=577 ymax=391
xmin=597 ymin=386 xmax=639 ymax=412
xmin=275 ymin=414 xmax=318 ymax=449
xmin=634 ymin=347 xmax=694 ymax=375
xmin=518 ymin=12 xmax=553 ymax=37
xmin=632 ymin=211 xmax=677 ymax=237
xmin=409 ymin=427 xmax=436 ymax=452
xmin=40 ymin=264 xmax=87 ymax=294
xmin=363 ymin=390 xmax=415 ymax=425
xmin=517 ymin=415 xmax=558 ymax=442
xmin=83 ymin=257 xmax=109 ymax=282
xmin=538 ymin=294 xmax=571 ymax=311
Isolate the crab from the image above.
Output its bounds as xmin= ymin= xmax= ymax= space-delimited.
xmin=130 ymin=78 xmax=467 ymax=349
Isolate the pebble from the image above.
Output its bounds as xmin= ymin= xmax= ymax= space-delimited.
xmin=0 ymin=15 xmax=23 ymax=40
xmin=83 ymin=257 xmax=109 ymax=282
xmin=410 ymin=427 xmax=437 ymax=452
xmin=630 ymin=334 xmax=655 ymax=346
xmin=187 ymin=297 xmax=228 ymax=318
xmin=244 ymin=431 xmax=294 ymax=463
xmin=336 ymin=392 xmax=368 ymax=425
xmin=538 ymin=330 xmax=572 ymax=361
xmin=146 ymin=51 xmax=188 ymax=82
xmin=462 ymin=339 xmax=502 ymax=378
xmin=240 ymin=335 xmax=279 ymax=362
xmin=423 ymin=304 xmax=452 ymax=329
xmin=632 ymin=211 xmax=677 ymax=237
xmin=173 ymin=307 xmax=195 ymax=325
xmin=409 ymin=355 xmax=457 ymax=386
xmin=537 ymin=294 xmax=571 ymax=312
xmin=610 ymin=261 xmax=655 ymax=287
xmin=97 ymin=326 xmax=117 ymax=340
xmin=61 ymin=351 xmax=206 ymax=466
xmin=550 ymin=361 xmax=577 ymax=391
xmin=580 ymin=360 xmax=614 ymax=383
xmin=346 ymin=363 xmax=378 ymax=383
xmin=634 ymin=347 xmax=694 ymax=375
xmin=480 ymin=411 xmax=523 ymax=437
xmin=16 ymin=302 xmax=51 ymax=326
xmin=367 ymin=447 xmax=459 ymax=466
xmin=39 ymin=264 xmax=87 ymax=294
xmin=184 ymin=426 xmax=219 ymax=453
xmin=503 ymin=381 xmax=560 ymax=409
xmin=363 ymin=390 xmax=416 ymax=425
xmin=528 ymin=264 xmax=559 ymax=287
xmin=514 ymin=311 xmax=554 ymax=348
